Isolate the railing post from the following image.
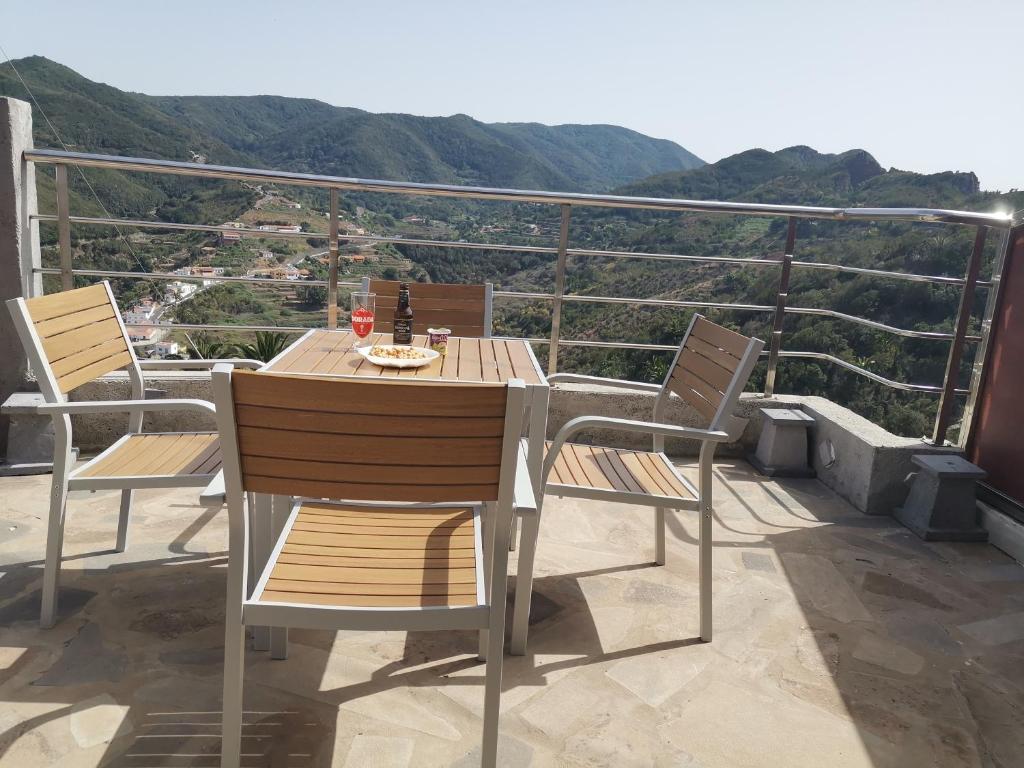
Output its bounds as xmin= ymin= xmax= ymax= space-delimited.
xmin=1 ymin=97 xmax=45 ymax=469
xmin=547 ymin=204 xmax=571 ymax=375
xmin=54 ymin=164 xmax=73 ymax=291
xmin=327 ymin=188 xmax=339 ymax=330
xmin=764 ymin=217 xmax=797 ymax=396
xmin=930 ymin=225 xmax=988 ymax=446
xmin=958 ymin=225 xmax=1016 ymax=450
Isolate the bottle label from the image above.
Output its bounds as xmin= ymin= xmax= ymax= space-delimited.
xmin=393 ymin=318 xmax=413 ymax=344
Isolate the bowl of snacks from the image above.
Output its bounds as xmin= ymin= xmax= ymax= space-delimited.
xmin=356 ymin=343 xmax=440 ymax=369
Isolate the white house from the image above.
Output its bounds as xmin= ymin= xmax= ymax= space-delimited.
xmin=151 ymin=341 xmax=179 ymax=358
xmin=123 ymin=300 xmax=159 ymax=326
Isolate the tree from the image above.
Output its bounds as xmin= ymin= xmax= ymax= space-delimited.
xmin=186 ymin=332 xmax=232 ymax=360
xmin=296 ymin=284 xmax=327 ymax=306
xmin=236 ymin=331 xmax=289 ymax=363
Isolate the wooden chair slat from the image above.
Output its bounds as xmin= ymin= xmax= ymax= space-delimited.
xmin=547 ymin=441 xmax=694 ymax=500
xmin=241 ymin=456 xmax=499 ymax=485
xmin=237 ymin=426 xmax=501 ymax=466
xmin=677 ymin=346 xmax=734 ymax=391
xmin=690 ymin=316 xmax=750 ymax=358
xmin=367 ymin=279 xmax=489 ymax=337
xmin=24 ymin=283 xmax=110 ymax=322
xmin=78 ymin=433 xmax=221 ymax=478
xmin=34 ymin=303 xmax=117 ymax=339
xmin=669 ymin=367 xmax=724 ymax=411
xmin=277 ymin=553 xmax=477 ymax=569
xmin=260 ymin=591 xmax=476 ymax=607
xmin=245 ymin=476 xmax=499 ymax=503
xmin=665 ymin=378 xmax=719 ymax=422
xmin=41 ymin=317 xmax=126 ymax=363
xmin=265 ymin=578 xmax=477 ymax=597
xmin=232 ymin=369 xmax=507 ymax=418
xmin=369 ymin=279 xmax=485 ymax=301
xmin=57 ymin=350 xmax=134 ymax=394
xmin=234 ymin=404 xmax=504 ymax=437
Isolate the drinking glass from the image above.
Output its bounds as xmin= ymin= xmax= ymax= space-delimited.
xmin=351 ymin=292 xmax=375 ymax=348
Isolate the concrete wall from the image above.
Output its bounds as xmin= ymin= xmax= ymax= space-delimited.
xmin=68 ymin=373 xmax=953 ymax=517
xmin=0 ymin=97 xmax=41 ymax=455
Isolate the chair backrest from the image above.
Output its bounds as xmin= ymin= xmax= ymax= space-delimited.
xmin=214 ymin=369 xmax=524 ymax=504
xmin=6 ymin=281 xmax=139 ymax=400
xmin=658 ymin=314 xmax=765 ymax=434
xmin=360 ymin=278 xmax=493 ymax=337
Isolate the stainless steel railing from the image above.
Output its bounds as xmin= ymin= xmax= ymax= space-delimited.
xmin=24 ymin=147 xmax=1015 ymax=446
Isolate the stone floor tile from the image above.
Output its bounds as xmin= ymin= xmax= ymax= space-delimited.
xmin=958 ymin=610 xmax=1024 ymax=646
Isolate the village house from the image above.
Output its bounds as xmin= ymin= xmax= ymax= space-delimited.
xmin=123 ymin=299 xmax=159 ymax=326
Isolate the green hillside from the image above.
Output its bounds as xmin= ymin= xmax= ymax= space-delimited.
xmin=0 ymin=56 xmax=704 ymax=219
xmin=482 ymin=147 xmax=1020 ymax=437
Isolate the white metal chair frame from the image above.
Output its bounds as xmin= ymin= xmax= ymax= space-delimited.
xmin=360 ymin=275 xmax=494 ymax=337
xmin=516 ymin=314 xmax=764 ymax=649
xmin=5 ymin=281 xmax=261 ymax=627
xmin=212 ymin=367 xmax=536 ymax=768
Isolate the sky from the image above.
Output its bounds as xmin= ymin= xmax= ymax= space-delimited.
xmin=2 ymin=0 xmax=1021 ymax=191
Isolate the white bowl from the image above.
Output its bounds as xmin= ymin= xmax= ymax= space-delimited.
xmin=355 ymin=344 xmax=440 ymax=369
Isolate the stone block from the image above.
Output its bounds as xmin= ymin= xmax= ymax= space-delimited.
xmin=894 ymin=454 xmax=987 ymax=541
xmin=0 ymin=392 xmax=56 ymax=476
xmin=749 ymin=407 xmax=815 ymax=477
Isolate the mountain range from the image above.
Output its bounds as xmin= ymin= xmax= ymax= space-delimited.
xmin=0 ymin=56 xmax=703 ymax=200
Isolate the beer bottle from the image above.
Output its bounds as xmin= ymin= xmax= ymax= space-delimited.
xmin=393 ymin=282 xmax=414 ymax=344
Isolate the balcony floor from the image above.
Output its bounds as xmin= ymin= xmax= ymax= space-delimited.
xmin=0 ymin=460 xmax=1022 ymax=767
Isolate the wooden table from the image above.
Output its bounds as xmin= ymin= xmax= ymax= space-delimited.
xmin=262 ymin=329 xmax=545 ymax=385
xmin=257 ymin=328 xmax=549 ymax=656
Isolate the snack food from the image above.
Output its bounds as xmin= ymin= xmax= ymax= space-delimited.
xmin=369 ymin=345 xmax=428 ymax=360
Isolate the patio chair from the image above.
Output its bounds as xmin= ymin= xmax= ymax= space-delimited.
xmin=212 ymin=368 xmax=535 ymax=768
xmin=360 ymin=277 xmax=493 ymax=337
xmin=5 ymin=281 xmax=260 ymax=627
xmin=512 ymin=315 xmax=763 ymax=651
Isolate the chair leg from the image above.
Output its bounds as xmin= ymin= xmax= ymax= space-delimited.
xmin=250 ymin=494 xmax=272 ymax=652
xmin=269 ymin=495 xmax=290 ymax=660
xmin=220 ymin=612 xmax=246 ymax=768
xmin=655 ymin=507 xmax=666 ymax=565
xmin=509 ymin=514 xmax=539 ymax=656
xmin=40 ymin=476 xmax=70 ymax=629
xmin=508 ymin=514 xmax=518 ymax=552
xmin=115 ymin=489 xmax=134 ymax=553
xmin=699 ymin=506 xmax=712 ymax=642
xmin=480 ymin=634 xmax=504 ymax=768
xmin=478 ymin=503 xmax=494 ymax=662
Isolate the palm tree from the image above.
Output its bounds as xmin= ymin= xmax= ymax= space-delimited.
xmin=235 ymin=331 xmax=289 ymax=363
xmin=186 ymin=332 xmax=231 ymax=360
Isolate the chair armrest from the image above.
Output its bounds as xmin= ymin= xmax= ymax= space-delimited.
xmin=138 ymin=359 xmax=263 ymax=371
xmin=33 ymin=399 xmax=216 ymax=417
xmin=513 ymin=442 xmax=537 ymax=516
xmin=542 ymin=416 xmax=729 ymax=486
xmin=546 ymin=373 xmax=662 ymax=393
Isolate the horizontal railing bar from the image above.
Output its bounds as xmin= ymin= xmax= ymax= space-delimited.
xmin=777 ymin=351 xmax=969 ymax=395
xmin=34 ymin=267 xmax=342 ymax=288
xmin=561 ymin=294 xmax=776 ymax=312
xmin=32 ymin=214 xmax=319 ymax=240
xmin=39 ymin=266 xmax=976 ymax=342
xmin=117 ymin=321 xmax=968 ymax=395
xmin=790 ymin=259 xmax=989 ymax=287
xmin=34 ymin=212 xmax=993 ymax=287
xmin=570 ymin=247 xmax=782 ymax=267
xmin=26 ymin=148 xmax=1013 ymax=227
xmin=124 ymin=322 xmax=316 ymax=333
xmin=785 ymin=306 xmax=981 ymax=342
xmin=341 ymin=232 xmax=557 ymax=254
xmin=493 ymin=290 xmax=556 ymax=300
